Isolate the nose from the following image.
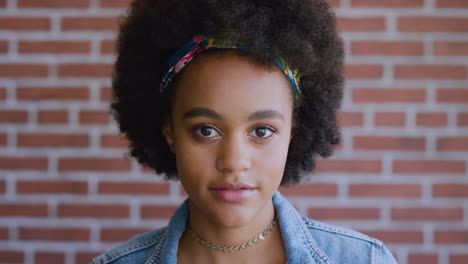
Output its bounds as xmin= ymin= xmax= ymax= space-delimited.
xmin=215 ymin=133 xmax=251 ymax=173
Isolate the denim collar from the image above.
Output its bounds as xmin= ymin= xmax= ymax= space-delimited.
xmin=148 ymin=191 xmax=332 ymax=264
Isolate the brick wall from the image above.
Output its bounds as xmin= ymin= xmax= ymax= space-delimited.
xmin=0 ymin=0 xmax=467 ymax=263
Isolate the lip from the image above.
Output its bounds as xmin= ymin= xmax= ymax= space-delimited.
xmin=209 ymin=183 xmax=257 ymax=203
xmin=209 ymin=182 xmax=256 ymax=190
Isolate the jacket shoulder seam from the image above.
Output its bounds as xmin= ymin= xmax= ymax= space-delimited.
xmin=91 ymin=228 xmax=166 ymax=264
xmin=302 ymin=217 xmax=383 ymax=247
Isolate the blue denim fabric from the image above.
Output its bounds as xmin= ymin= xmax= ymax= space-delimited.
xmin=90 ymin=191 xmax=398 ymax=264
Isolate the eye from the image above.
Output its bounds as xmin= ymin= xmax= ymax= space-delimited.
xmin=249 ymin=126 xmax=275 ymax=139
xmin=193 ymin=125 xmax=221 ymax=138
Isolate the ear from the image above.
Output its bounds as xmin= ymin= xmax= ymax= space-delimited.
xmin=162 ymin=121 xmax=175 ymax=146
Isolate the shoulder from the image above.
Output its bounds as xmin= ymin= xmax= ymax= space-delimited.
xmin=301 ymin=216 xmax=397 ymax=264
xmin=90 ymin=227 xmax=167 ymax=264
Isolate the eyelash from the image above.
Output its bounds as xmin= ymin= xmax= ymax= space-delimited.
xmin=192 ymin=124 xmax=277 ymax=141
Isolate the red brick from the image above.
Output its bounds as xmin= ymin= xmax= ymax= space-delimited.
xmin=38 ymin=110 xmax=68 ymax=124
xmin=0 ymin=227 xmax=8 ymax=239
xmin=416 ymin=112 xmax=448 ymax=127
xmin=308 ymin=207 xmax=380 ymax=220
xmin=437 ymin=137 xmax=468 ymax=151
xmin=450 ymin=255 xmax=468 ymax=264
xmin=316 ymin=159 xmax=381 ymax=173
xmin=360 ymin=230 xmax=423 ymax=243
xmin=0 ymin=40 xmax=7 ymax=53
xmin=408 ymin=254 xmax=438 ymax=264
xmin=101 ymin=134 xmax=129 ymax=148
xmin=392 ymin=208 xmax=463 ymax=221
xmin=353 ymin=88 xmax=426 ymax=103
xmin=437 ymin=0 xmax=468 ymax=8
xmin=100 ymin=87 xmax=112 ymax=101
xmin=0 ymin=204 xmax=48 ymax=217
xmin=76 ymin=252 xmax=104 ymax=264
xmin=0 ymin=87 xmax=6 ymax=100
xmin=337 ymin=17 xmax=386 ymax=32
xmin=0 ymin=132 xmax=5 ymax=144
xmin=35 ymin=252 xmax=65 ymax=264
xmin=79 ymin=111 xmax=110 ymax=124
xmin=0 ymin=180 xmax=4 ymax=193
xmin=433 ymin=184 xmax=468 ymax=197
xmin=0 ymin=110 xmax=27 ymax=123
xmin=279 ymin=184 xmax=338 ymax=197
xmin=435 ymin=231 xmax=468 ymax=244
xmin=374 ymin=112 xmax=406 ymax=127
xmin=18 ymin=0 xmax=89 ymax=8
xmin=98 ymin=182 xmax=170 ymax=195
xmin=19 ymin=40 xmax=90 ymax=54
xmin=100 ymin=228 xmax=152 ymax=242
xmin=61 ymin=17 xmax=119 ymax=31
xmin=141 ymin=205 xmax=177 ymax=219
xmin=437 ymin=89 xmax=468 ymax=103
xmin=58 ymin=204 xmax=129 ymax=218
xmin=100 ymin=39 xmax=115 ymax=54
xmin=351 ymin=41 xmax=423 ymax=55
xmin=18 ymin=133 xmax=89 ymax=147
xmin=458 ymin=113 xmax=468 ymax=126
xmin=0 ymin=0 xmax=5 ymax=7
xmin=58 ymin=64 xmax=112 ymax=78
xmin=351 ymin=0 xmax=423 ymax=7
xmin=0 ymin=250 xmax=24 ymax=263
xmin=395 ymin=65 xmax=467 ymax=79
xmin=354 ymin=136 xmax=425 ymax=151
xmin=99 ymin=0 xmax=131 ymax=8
xmin=435 ymin=41 xmax=468 ymax=55
xmin=0 ymin=64 xmax=48 ymax=77
xmin=337 ymin=112 xmax=363 ymax=127
xmin=394 ymin=160 xmax=466 ymax=174
xmin=58 ymin=158 xmax=131 ymax=171
xmin=349 ymin=184 xmax=421 ymax=198
xmin=0 ymin=157 xmax=47 ymax=170
xmin=0 ymin=17 xmax=50 ymax=31
xmin=0 ymin=133 xmax=6 ymax=146
xmin=345 ymin=65 xmax=383 ymax=79
xmin=17 ymin=87 xmax=89 ymax=101
xmin=19 ymin=227 xmax=90 ymax=241
xmin=17 ymin=180 xmax=88 ymax=194
xmin=399 ymin=17 xmax=468 ymax=32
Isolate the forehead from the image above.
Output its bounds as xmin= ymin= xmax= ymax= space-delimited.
xmin=170 ymin=51 xmax=293 ymax=121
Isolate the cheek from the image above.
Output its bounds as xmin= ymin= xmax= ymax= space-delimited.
xmin=254 ymin=135 xmax=291 ymax=182
xmin=174 ymin=140 xmax=215 ymax=186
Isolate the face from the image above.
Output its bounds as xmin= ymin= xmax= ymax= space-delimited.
xmin=163 ymin=51 xmax=294 ymax=228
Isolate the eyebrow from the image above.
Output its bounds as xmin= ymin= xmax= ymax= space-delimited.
xmin=183 ymin=107 xmax=285 ymax=122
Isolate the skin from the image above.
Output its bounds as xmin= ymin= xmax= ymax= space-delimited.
xmin=162 ymin=50 xmax=294 ymax=263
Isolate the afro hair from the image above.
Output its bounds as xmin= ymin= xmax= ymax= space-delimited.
xmin=111 ymin=0 xmax=344 ymax=185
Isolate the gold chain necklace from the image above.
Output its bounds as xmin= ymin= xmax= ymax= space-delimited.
xmin=187 ymin=217 xmax=277 ymax=253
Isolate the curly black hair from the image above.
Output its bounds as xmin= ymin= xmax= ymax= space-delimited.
xmin=111 ymin=0 xmax=344 ymax=185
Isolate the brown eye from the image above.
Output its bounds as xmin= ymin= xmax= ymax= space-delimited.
xmin=249 ymin=126 xmax=275 ymax=139
xmin=255 ymin=127 xmax=267 ymax=137
xmin=201 ymin=127 xmax=214 ymax=136
xmin=194 ymin=125 xmax=220 ymax=138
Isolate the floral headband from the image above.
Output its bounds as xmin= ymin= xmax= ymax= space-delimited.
xmin=159 ymin=35 xmax=302 ymax=100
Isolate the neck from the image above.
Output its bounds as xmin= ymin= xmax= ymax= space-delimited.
xmin=177 ymin=199 xmax=285 ymax=264
xmin=188 ymin=199 xmax=275 ymax=245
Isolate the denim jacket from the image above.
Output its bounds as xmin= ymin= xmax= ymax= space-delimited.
xmin=90 ymin=192 xmax=397 ymax=264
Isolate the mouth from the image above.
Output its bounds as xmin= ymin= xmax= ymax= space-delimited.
xmin=208 ymin=183 xmax=257 ymax=203
xmin=209 ymin=182 xmax=256 ymax=190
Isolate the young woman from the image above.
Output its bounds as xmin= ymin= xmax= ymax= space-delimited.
xmin=91 ymin=0 xmax=398 ymax=263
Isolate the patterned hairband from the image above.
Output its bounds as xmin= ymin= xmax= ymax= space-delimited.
xmin=159 ymin=35 xmax=302 ymax=100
